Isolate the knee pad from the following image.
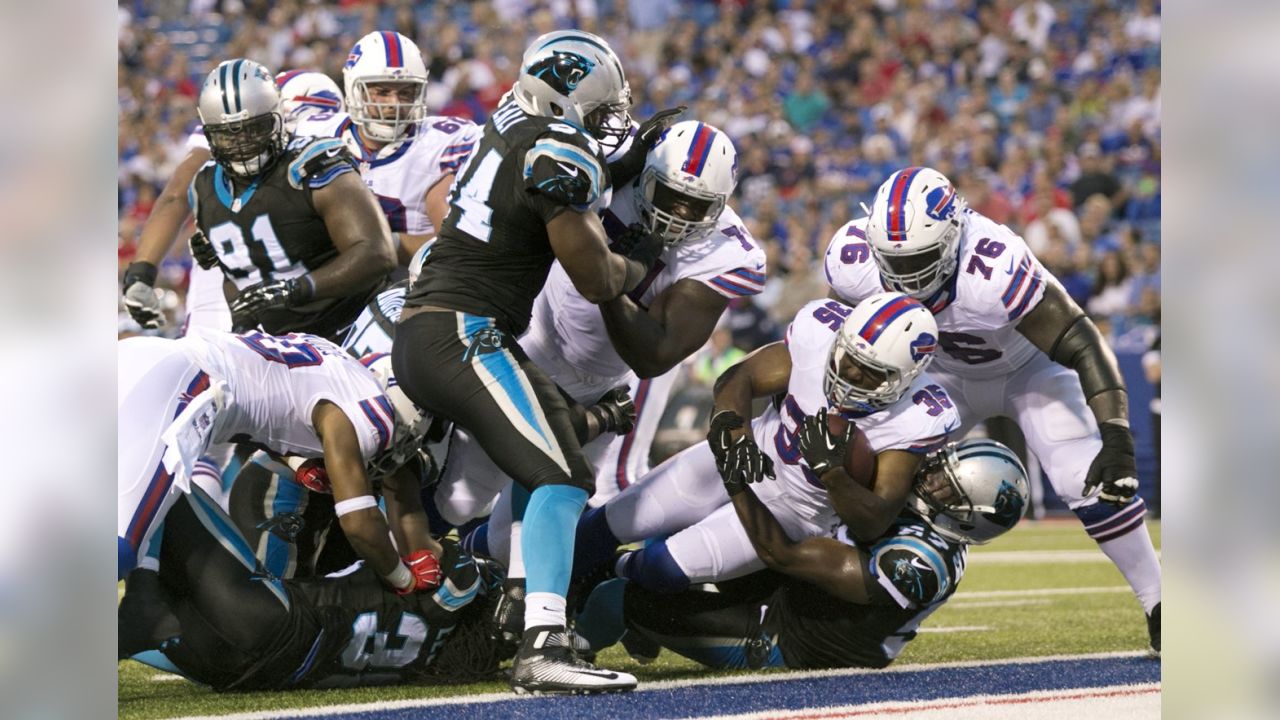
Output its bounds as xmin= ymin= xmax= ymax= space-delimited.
xmin=618 ymin=542 xmax=690 ymax=594
xmin=1074 ymin=497 xmax=1148 ymax=543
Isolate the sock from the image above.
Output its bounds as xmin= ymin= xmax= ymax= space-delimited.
xmin=575 ymin=578 xmax=628 ymax=652
xmin=616 ymin=541 xmax=690 ymax=594
xmin=521 ymin=484 xmax=589 ymax=628
xmin=1097 ymin=524 xmax=1162 ymax=613
xmin=118 ymin=537 xmax=137 ymax=581
xmin=508 ymin=521 xmax=525 ymax=580
xmin=525 ymin=591 xmax=568 ymax=631
xmin=572 ymin=505 xmax=622 ymax=579
xmin=461 ymin=521 xmax=489 ymax=557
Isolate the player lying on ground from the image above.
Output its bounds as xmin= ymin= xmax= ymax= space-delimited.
xmin=575 ymin=439 xmax=1029 ymax=670
xmin=118 ymin=486 xmax=507 ymax=690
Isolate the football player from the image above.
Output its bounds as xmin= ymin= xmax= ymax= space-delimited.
xmin=608 ymin=439 xmax=1029 ymax=670
xmin=824 ymin=166 xmax=1161 ymax=654
xmin=571 ymin=293 xmax=959 ymax=595
xmin=295 ymin=32 xmax=480 ymax=264
xmin=118 ymin=485 xmax=504 ymax=689
xmin=391 ymin=30 xmax=681 ymax=694
xmin=185 ymin=59 xmax=394 ymax=338
xmin=121 ymin=69 xmax=346 ymax=333
xmin=117 ymin=328 xmax=438 ymax=600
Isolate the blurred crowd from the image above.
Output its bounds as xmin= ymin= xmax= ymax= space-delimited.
xmin=118 ymin=0 xmax=1160 ymax=361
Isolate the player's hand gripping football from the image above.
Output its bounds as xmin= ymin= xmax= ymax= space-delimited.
xmin=188 ymin=229 xmax=221 ymax=271
xmin=588 ymin=385 xmax=637 ymax=436
xmin=797 ymin=407 xmax=855 ymax=478
xmin=1083 ymin=421 xmax=1139 ymax=504
xmin=709 ymin=410 xmax=775 ymax=496
xmin=397 ymin=549 xmax=442 ymax=595
xmin=229 ymin=276 xmax=314 ymax=330
xmin=122 ymin=261 xmax=165 ymax=329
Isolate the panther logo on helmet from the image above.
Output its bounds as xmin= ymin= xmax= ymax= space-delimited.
xmin=985 ymin=479 xmax=1026 ymax=526
xmin=529 ymin=51 xmax=596 ymax=95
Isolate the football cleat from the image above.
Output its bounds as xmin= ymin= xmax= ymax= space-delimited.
xmin=1147 ymin=602 xmax=1161 ymax=658
xmin=620 ymin=628 xmax=661 ymax=665
xmin=511 ymin=625 xmax=637 ymax=695
xmin=118 ymin=568 xmax=181 ymax=660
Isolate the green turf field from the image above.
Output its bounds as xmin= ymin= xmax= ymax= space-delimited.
xmin=117 ymin=519 xmax=1160 ymax=720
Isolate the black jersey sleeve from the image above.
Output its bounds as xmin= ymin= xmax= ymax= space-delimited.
xmin=520 ymin=129 xmax=608 ymax=219
xmin=286 ymin=136 xmax=358 ymax=190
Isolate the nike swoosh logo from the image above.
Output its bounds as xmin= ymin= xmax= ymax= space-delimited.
xmin=325 ymin=147 xmax=341 ymax=158
xmin=909 ymin=556 xmax=934 ymax=572
xmin=1004 ymin=256 xmax=1016 ymax=275
xmin=556 ymin=162 xmax=580 ymax=177
xmin=576 ymin=670 xmax=621 ymax=679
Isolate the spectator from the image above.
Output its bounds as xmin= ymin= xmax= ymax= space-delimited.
xmin=1086 ymin=250 xmax=1135 ymax=319
xmin=690 ymin=326 xmax=746 ymax=388
xmin=1070 ymin=142 xmax=1126 ymax=209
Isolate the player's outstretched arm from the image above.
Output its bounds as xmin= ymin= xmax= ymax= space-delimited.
xmin=308 ymin=171 xmax=397 ymax=300
xmin=730 ymin=485 xmax=885 ymax=605
xmin=820 ymin=450 xmax=923 ymax=543
xmin=1017 ymin=281 xmax=1139 ymax=503
xmin=710 ymin=342 xmax=792 ymax=430
xmin=600 ymin=279 xmax=728 ymax=378
xmin=381 ymin=463 xmax=442 ymax=558
xmin=548 ymin=210 xmax=651 ymax=303
xmin=313 ymin=401 xmax=410 ymax=589
xmin=133 ymin=148 xmax=209 ymax=266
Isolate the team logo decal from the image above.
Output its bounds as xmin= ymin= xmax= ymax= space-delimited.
xmin=528 ymin=51 xmax=596 ymax=94
xmin=345 ymin=43 xmax=363 ymax=69
xmin=984 ymin=479 xmax=1026 ymax=527
xmin=925 ymin=184 xmax=956 ymax=221
xmin=910 ymin=332 xmax=938 ymax=362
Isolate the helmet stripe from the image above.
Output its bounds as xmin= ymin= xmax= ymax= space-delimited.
xmin=275 ymin=69 xmax=305 ymax=89
xmin=886 ymin=166 xmax=923 ymax=239
xmin=218 ymin=62 xmax=232 ymax=114
xmin=381 ymin=31 xmax=403 ymax=67
xmin=230 ymin=59 xmax=244 ymax=113
xmin=857 ymin=296 xmax=919 ymax=344
xmin=682 ymin=123 xmax=715 ymax=176
xmin=292 ymin=94 xmax=341 ymax=109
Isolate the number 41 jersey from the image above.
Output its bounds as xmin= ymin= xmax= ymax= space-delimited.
xmin=188 ymin=135 xmax=377 ymax=338
xmin=406 ymin=99 xmax=613 ymax=335
xmin=823 ymin=210 xmax=1053 ymax=379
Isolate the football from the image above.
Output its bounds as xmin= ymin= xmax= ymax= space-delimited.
xmin=827 ymin=412 xmax=877 ymax=488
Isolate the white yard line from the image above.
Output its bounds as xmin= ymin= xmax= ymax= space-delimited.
xmin=968 ymin=550 xmax=1160 ymax=564
xmin=953 ymin=586 xmax=1131 ymax=600
xmin=916 ymin=625 xmax=992 ymax=633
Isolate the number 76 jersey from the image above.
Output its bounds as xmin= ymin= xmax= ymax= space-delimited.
xmin=823 ymin=210 xmax=1053 ymax=379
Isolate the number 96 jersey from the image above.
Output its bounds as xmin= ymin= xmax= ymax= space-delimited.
xmin=824 ymin=210 xmax=1053 ymax=379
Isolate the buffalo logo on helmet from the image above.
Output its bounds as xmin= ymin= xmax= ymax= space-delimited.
xmin=983 ymin=479 xmax=1026 ymax=527
xmin=345 ymin=43 xmax=363 ymax=69
xmin=528 ymin=51 xmax=596 ymax=95
xmin=909 ymin=332 xmax=938 ymax=362
xmin=924 ymin=184 xmax=957 ymax=221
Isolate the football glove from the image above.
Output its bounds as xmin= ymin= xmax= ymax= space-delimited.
xmin=614 ymin=223 xmax=665 ymax=271
xmin=229 ymin=276 xmax=314 ymax=330
xmin=399 ymin=549 xmax=442 ymax=594
xmin=587 ymin=385 xmax=637 ymax=436
xmin=122 ymin=261 xmax=164 ymax=329
xmin=719 ymin=434 xmax=775 ymax=498
xmin=1083 ymin=421 xmax=1140 ymax=504
xmin=708 ymin=409 xmax=745 ymax=467
xmin=797 ymin=407 xmax=854 ymax=477
xmin=292 ymin=458 xmax=331 ymax=494
xmin=607 ymin=105 xmax=687 ymax=186
xmin=188 ymin=229 xmax=221 ymax=271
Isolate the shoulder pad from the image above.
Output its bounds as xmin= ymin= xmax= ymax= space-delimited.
xmin=522 ymin=133 xmax=606 ymax=208
xmin=287 ymin=137 xmax=356 ymax=190
xmin=869 ymin=535 xmax=952 ymax=608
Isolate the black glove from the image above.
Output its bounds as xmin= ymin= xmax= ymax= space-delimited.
xmin=708 ymin=409 xmax=745 ymax=468
xmin=614 ymin=223 xmax=665 ymax=271
xmin=188 ymin=229 xmax=220 ymax=271
xmin=229 ymin=276 xmax=314 ymax=330
xmin=719 ymin=435 xmax=776 ymax=497
xmin=1083 ymin=422 xmax=1139 ymax=504
xmin=607 ymin=105 xmax=687 ymax=186
xmin=121 ymin=261 xmax=164 ymax=329
xmin=797 ymin=407 xmax=854 ymax=477
xmin=587 ymin=386 xmax=637 ymax=436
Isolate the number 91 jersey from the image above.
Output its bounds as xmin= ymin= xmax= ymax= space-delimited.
xmin=823 ymin=210 xmax=1053 ymax=379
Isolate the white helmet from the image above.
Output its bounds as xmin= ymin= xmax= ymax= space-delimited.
xmin=865 ymin=167 xmax=968 ymax=300
xmin=513 ymin=30 xmax=632 ymax=153
xmin=910 ymin=439 xmax=1030 ymax=545
xmin=197 ymin=59 xmax=286 ymax=178
xmin=637 ymin=120 xmax=737 ymax=247
xmin=275 ymin=69 xmax=343 ymax=128
xmin=342 ymin=31 xmax=429 ymax=144
xmin=825 ymin=292 xmax=938 ymax=413
xmin=361 ymin=354 xmax=432 ymax=477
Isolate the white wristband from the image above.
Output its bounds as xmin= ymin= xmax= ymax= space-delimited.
xmin=335 ymin=495 xmax=379 ymax=517
xmin=384 ymin=561 xmax=413 ymax=591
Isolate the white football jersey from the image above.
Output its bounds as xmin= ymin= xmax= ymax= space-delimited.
xmin=529 ymin=182 xmax=768 ymax=387
xmin=751 ymin=299 xmax=960 ymax=526
xmin=824 ymin=209 xmax=1050 ymax=379
xmin=294 ymin=112 xmax=479 ymax=235
xmin=176 ymin=327 xmax=395 ymax=462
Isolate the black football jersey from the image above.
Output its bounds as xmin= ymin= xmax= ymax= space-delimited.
xmin=769 ymin=514 xmax=967 ymax=669
xmin=189 ymin=135 xmax=381 ymax=338
xmin=404 ymin=99 xmax=612 ymax=335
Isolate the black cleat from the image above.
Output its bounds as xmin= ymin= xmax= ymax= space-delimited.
xmin=1147 ymin=602 xmax=1161 ymax=658
xmin=620 ymin=628 xmax=661 ymax=665
xmin=510 ymin=625 xmax=637 ymax=695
